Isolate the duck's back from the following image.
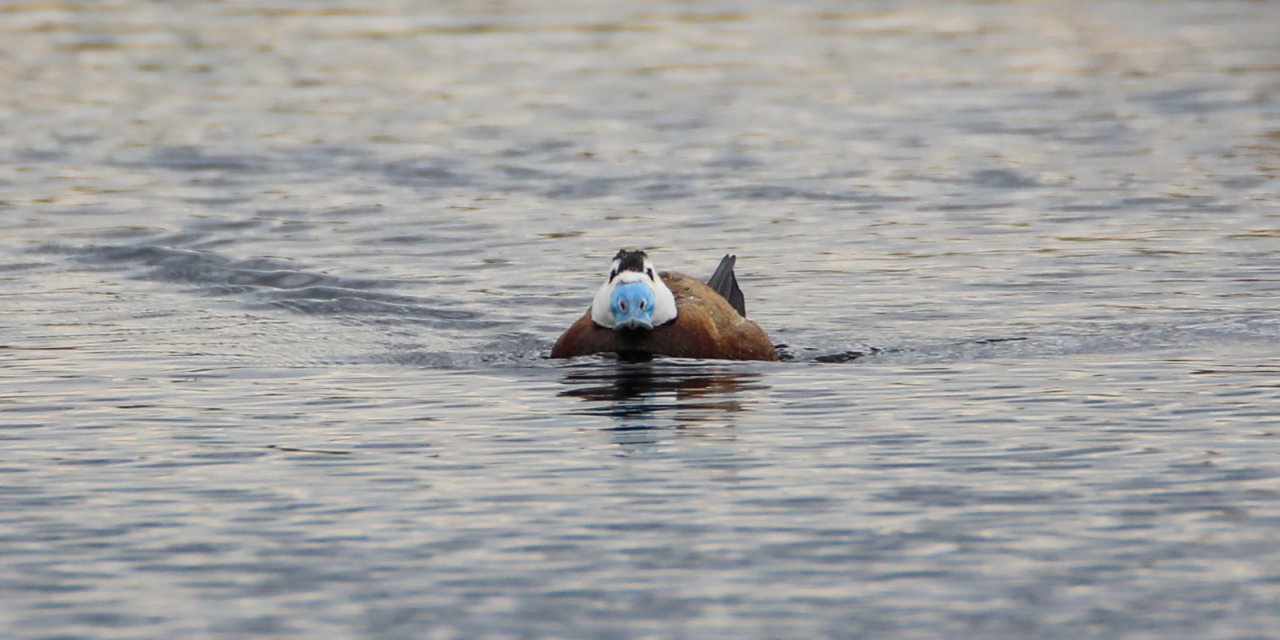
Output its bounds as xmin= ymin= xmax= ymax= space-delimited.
xmin=550 ymin=270 xmax=777 ymax=361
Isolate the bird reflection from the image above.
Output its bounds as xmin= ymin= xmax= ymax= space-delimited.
xmin=558 ymin=361 xmax=768 ymax=428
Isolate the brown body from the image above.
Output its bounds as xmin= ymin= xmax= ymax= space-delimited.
xmin=551 ymin=270 xmax=777 ymax=361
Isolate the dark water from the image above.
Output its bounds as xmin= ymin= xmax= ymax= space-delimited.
xmin=3 ymin=1 xmax=1279 ymax=637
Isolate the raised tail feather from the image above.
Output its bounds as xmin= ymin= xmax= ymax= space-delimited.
xmin=706 ymin=254 xmax=747 ymax=317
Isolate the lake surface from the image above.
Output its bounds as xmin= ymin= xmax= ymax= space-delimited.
xmin=2 ymin=1 xmax=1279 ymax=637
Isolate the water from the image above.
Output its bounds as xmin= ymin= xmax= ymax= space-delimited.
xmin=2 ymin=1 xmax=1279 ymax=637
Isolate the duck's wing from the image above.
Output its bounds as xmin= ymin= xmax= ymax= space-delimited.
xmin=705 ymin=254 xmax=747 ymax=317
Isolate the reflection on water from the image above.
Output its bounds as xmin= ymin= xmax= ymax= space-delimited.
xmin=559 ymin=361 xmax=768 ymax=421
xmin=558 ymin=362 xmax=767 ymax=451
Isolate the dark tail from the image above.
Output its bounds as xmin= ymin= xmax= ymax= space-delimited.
xmin=706 ymin=254 xmax=747 ymax=317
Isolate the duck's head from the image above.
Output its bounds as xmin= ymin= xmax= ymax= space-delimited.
xmin=590 ymin=249 xmax=678 ymax=331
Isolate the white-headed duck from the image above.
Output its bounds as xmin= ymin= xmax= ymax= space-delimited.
xmin=551 ymin=250 xmax=777 ymax=361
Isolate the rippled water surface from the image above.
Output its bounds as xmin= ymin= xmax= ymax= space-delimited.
xmin=3 ymin=1 xmax=1279 ymax=637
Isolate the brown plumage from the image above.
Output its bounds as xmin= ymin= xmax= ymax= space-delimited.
xmin=551 ymin=269 xmax=777 ymax=362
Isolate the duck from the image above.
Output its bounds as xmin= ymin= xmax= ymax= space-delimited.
xmin=550 ymin=250 xmax=777 ymax=361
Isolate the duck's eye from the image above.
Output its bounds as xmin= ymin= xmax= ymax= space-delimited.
xmin=618 ymin=300 xmax=628 ymax=312
xmin=645 ymin=268 xmax=654 ymax=279
xmin=639 ymin=299 xmax=647 ymax=310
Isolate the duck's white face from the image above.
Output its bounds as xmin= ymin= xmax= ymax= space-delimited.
xmin=590 ymin=251 xmax=678 ymax=330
